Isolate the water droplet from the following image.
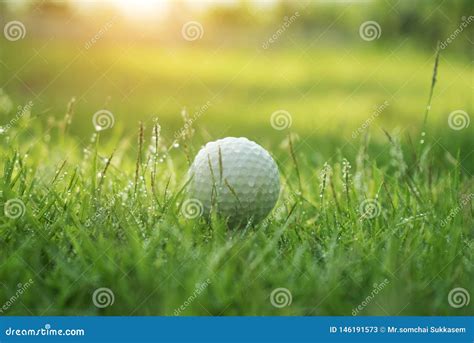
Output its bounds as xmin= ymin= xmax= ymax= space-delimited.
xmin=173 ymin=142 xmax=180 ymax=148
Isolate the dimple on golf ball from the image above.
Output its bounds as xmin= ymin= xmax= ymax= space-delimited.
xmin=187 ymin=137 xmax=280 ymax=226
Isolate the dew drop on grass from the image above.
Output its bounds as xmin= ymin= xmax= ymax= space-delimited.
xmin=0 ymin=126 xmax=4 ymax=134
xmin=173 ymin=142 xmax=179 ymax=148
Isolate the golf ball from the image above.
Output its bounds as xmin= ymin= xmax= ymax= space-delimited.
xmin=187 ymin=137 xmax=280 ymax=226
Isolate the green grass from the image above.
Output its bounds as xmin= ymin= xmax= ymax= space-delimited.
xmin=0 ymin=36 xmax=472 ymax=315
xmin=0 ymin=99 xmax=472 ymax=315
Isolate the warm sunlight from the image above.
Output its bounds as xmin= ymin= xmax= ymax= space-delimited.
xmin=1 ymin=0 xmax=472 ymax=339
xmin=112 ymin=0 xmax=170 ymax=18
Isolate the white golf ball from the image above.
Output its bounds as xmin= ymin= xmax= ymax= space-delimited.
xmin=187 ymin=137 xmax=280 ymax=226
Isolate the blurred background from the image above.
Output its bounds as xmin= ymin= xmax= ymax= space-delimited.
xmin=0 ymin=0 xmax=472 ymax=171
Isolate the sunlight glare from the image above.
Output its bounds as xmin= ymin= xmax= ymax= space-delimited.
xmin=113 ymin=0 xmax=170 ymax=19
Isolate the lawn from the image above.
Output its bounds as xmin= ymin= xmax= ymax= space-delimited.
xmin=0 ymin=32 xmax=472 ymax=315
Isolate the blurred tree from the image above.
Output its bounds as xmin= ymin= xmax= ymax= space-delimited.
xmin=206 ymin=0 xmax=260 ymax=26
xmin=28 ymin=0 xmax=72 ymax=16
xmin=371 ymin=0 xmax=473 ymax=53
